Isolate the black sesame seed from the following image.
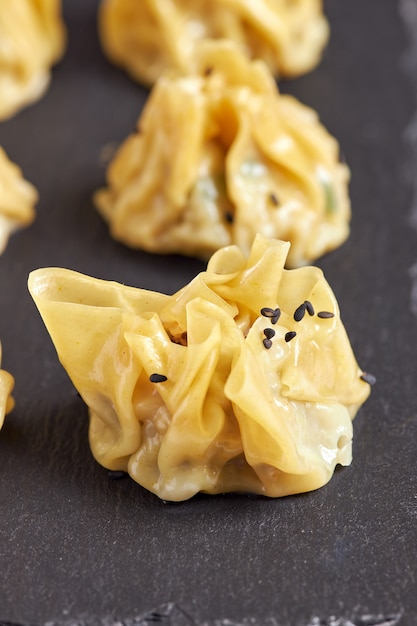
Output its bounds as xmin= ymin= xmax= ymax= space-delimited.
xmin=225 ymin=211 xmax=234 ymax=224
xmin=285 ymin=331 xmax=297 ymax=342
xmin=360 ymin=372 xmax=377 ymax=386
xmin=305 ymin=300 xmax=314 ymax=316
xmin=263 ymin=338 xmax=273 ymax=349
xmin=263 ymin=328 xmax=276 ymax=339
xmin=317 ymin=311 xmax=335 ymax=319
xmin=271 ymin=311 xmax=281 ymax=324
xmin=294 ymin=302 xmax=306 ymax=322
xmin=268 ymin=192 xmax=280 ymax=207
xmin=108 ymin=470 xmax=128 ymax=480
xmin=149 ymin=373 xmax=168 ymax=383
xmin=261 ymin=307 xmax=280 ymax=318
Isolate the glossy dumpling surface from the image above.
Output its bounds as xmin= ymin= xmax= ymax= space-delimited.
xmin=0 ymin=147 xmax=37 ymax=254
xmin=99 ymin=0 xmax=329 ymax=85
xmin=29 ymin=236 xmax=371 ymax=501
xmin=0 ymin=0 xmax=65 ymax=120
xmin=95 ymin=41 xmax=350 ymax=268
xmin=0 ymin=344 xmax=15 ymax=429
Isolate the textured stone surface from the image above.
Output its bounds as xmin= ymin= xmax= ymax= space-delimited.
xmin=0 ymin=1 xmax=416 ymax=625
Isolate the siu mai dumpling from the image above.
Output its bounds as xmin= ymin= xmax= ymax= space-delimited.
xmin=99 ymin=0 xmax=329 ymax=85
xmin=95 ymin=41 xmax=350 ymax=268
xmin=0 ymin=147 xmax=37 ymax=254
xmin=28 ymin=235 xmax=372 ymax=501
xmin=0 ymin=345 xmax=15 ymax=429
xmin=0 ymin=0 xmax=66 ymax=120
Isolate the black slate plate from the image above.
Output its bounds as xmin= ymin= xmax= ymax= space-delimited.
xmin=0 ymin=1 xmax=416 ymax=625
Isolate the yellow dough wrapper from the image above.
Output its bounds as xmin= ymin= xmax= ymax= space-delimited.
xmin=28 ymin=235 xmax=372 ymax=501
xmin=0 ymin=0 xmax=66 ymax=121
xmin=0 ymin=147 xmax=37 ymax=254
xmin=99 ymin=0 xmax=329 ymax=85
xmin=95 ymin=41 xmax=350 ymax=268
xmin=0 ymin=344 xmax=15 ymax=429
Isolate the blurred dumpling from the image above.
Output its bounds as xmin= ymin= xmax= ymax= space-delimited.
xmin=28 ymin=235 xmax=372 ymax=501
xmin=0 ymin=344 xmax=15 ymax=429
xmin=0 ymin=0 xmax=66 ymax=121
xmin=95 ymin=41 xmax=350 ymax=268
xmin=99 ymin=0 xmax=329 ymax=85
xmin=0 ymin=147 xmax=37 ymax=254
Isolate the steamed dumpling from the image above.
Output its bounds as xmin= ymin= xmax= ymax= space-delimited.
xmin=0 ymin=0 xmax=66 ymax=120
xmin=0 ymin=147 xmax=37 ymax=254
xmin=0 ymin=345 xmax=15 ymax=429
xmin=28 ymin=235 xmax=372 ymax=501
xmin=99 ymin=0 xmax=329 ymax=85
xmin=95 ymin=41 xmax=350 ymax=268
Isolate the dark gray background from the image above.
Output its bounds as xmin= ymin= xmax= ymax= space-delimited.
xmin=0 ymin=1 xmax=416 ymax=625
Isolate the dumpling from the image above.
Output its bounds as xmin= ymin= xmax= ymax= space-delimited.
xmin=98 ymin=0 xmax=329 ymax=85
xmin=0 ymin=345 xmax=15 ymax=429
xmin=0 ymin=147 xmax=37 ymax=254
xmin=94 ymin=41 xmax=350 ymax=268
xmin=28 ymin=235 xmax=372 ymax=501
xmin=0 ymin=0 xmax=66 ymax=121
